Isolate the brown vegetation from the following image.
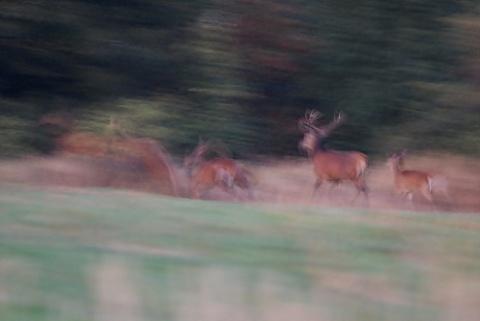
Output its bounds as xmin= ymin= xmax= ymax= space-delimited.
xmin=0 ymin=114 xmax=473 ymax=212
xmin=0 ymin=117 xmax=474 ymax=212
xmin=0 ymin=153 xmax=478 ymax=213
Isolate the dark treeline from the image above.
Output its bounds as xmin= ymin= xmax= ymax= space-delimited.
xmin=1 ymin=1 xmax=479 ymax=158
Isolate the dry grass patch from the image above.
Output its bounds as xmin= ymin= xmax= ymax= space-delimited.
xmin=0 ymin=153 xmax=478 ymax=212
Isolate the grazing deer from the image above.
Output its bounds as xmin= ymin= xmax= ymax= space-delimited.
xmin=298 ymin=110 xmax=369 ymax=204
xmin=386 ymin=150 xmax=450 ymax=210
xmin=184 ymin=140 xmax=254 ymax=200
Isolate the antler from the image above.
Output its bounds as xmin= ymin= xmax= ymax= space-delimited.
xmin=318 ymin=111 xmax=346 ymax=136
xmin=305 ymin=109 xmax=322 ymax=125
xmin=299 ymin=109 xmax=346 ymax=136
xmin=299 ymin=109 xmax=322 ymax=132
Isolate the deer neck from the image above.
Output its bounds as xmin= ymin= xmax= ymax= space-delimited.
xmin=388 ymin=161 xmax=403 ymax=179
xmin=315 ymin=137 xmax=328 ymax=152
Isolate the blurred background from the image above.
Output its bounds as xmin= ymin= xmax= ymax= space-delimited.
xmin=2 ymin=3 xmax=480 ymax=321
xmin=1 ymin=0 xmax=479 ymax=159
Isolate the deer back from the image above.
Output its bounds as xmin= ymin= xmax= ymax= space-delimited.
xmin=192 ymin=158 xmax=249 ymax=187
xmin=313 ymin=150 xmax=368 ymax=181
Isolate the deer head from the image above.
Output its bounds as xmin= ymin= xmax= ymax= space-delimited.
xmin=298 ymin=109 xmax=346 ymax=154
xmin=386 ymin=149 xmax=407 ymax=170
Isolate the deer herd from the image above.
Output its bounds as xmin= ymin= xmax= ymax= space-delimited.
xmin=179 ymin=109 xmax=451 ymax=210
xmin=41 ymin=110 xmax=452 ymax=211
xmin=297 ymin=109 xmax=451 ymax=210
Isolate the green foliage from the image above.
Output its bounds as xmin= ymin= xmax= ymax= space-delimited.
xmin=379 ymin=82 xmax=480 ymax=154
xmin=0 ymin=115 xmax=32 ymax=157
xmin=0 ymin=99 xmax=48 ymax=157
xmin=0 ymin=0 xmax=479 ymax=158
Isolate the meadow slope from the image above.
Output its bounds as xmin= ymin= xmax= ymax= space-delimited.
xmin=1 ymin=184 xmax=480 ymax=321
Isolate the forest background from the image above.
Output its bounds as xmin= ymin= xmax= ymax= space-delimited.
xmin=1 ymin=0 xmax=479 ymax=159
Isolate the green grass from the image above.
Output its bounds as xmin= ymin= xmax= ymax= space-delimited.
xmin=1 ymin=184 xmax=480 ymax=321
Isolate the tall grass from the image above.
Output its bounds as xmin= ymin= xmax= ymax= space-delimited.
xmin=1 ymin=184 xmax=480 ymax=321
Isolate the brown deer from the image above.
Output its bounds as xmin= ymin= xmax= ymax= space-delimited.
xmin=40 ymin=113 xmax=179 ymax=196
xmin=298 ymin=110 xmax=369 ymax=204
xmin=184 ymin=140 xmax=254 ymax=200
xmin=386 ymin=150 xmax=450 ymax=210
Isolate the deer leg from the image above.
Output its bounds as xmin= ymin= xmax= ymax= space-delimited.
xmin=328 ymin=180 xmax=344 ymax=206
xmin=420 ymin=185 xmax=436 ymax=211
xmin=420 ymin=188 xmax=434 ymax=203
xmin=240 ymin=184 xmax=255 ymax=201
xmin=328 ymin=181 xmax=340 ymax=195
xmin=215 ymin=169 xmax=239 ymax=200
xmin=312 ymin=179 xmax=322 ymax=199
xmin=405 ymin=192 xmax=415 ymax=210
xmin=190 ymin=180 xmax=213 ymax=199
xmin=217 ymin=181 xmax=237 ymax=200
xmin=191 ymin=185 xmax=205 ymax=199
xmin=351 ymin=179 xmax=369 ymax=207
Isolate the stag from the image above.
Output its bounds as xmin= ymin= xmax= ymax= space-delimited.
xmin=184 ymin=140 xmax=254 ymax=200
xmin=298 ymin=110 xmax=369 ymax=204
xmin=386 ymin=150 xmax=450 ymax=210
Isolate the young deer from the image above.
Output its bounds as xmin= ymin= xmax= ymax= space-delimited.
xmin=386 ymin=150 xmax=449 ymax=210
xmin=298 ymin=110 xmax=369 ymax=205
xmin=184 ymin=140 xmax=254 ymax=200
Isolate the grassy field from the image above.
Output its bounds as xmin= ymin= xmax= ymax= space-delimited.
xmin=1 ymin=183 xmax=480 ymax=321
